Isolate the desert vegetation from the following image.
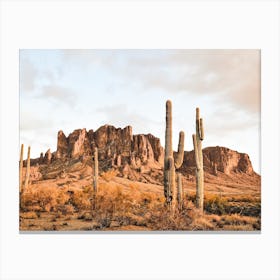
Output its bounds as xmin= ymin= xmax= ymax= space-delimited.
xmin=19 ymin=175 xmax=260 ymax=231
xmin=19 ymin=101 xmax=261 ymax=231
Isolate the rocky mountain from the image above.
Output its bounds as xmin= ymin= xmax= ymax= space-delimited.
xmin=28 ymin=125 xmax=259 ymax=183
xmin=181 ymin=147 xmax=255 ymax=176
xmin=31 ymin=125 xmax=163 ymax=168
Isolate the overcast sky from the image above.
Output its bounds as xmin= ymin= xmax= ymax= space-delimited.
xmin=20 ymin=49 xmax=261 ymax=173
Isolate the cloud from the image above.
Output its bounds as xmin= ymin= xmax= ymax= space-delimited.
xmin=20 ymin=58 xmax=38 ymax=92
xmin=20 ymin=111 xmax=54 ymax=131
xmin=60 ymin=49 xmax=116 ymax=70
xmin=206 ymin=104 xmax=259 ymax=138
xmin=41 ymin=85 xmax=76 ymax=106
xmin=106 ymin=49 xmax=261 ymax=114
xmin=55 ymin=50 xmax=261 ymax=115
xmin=96 ymin=104 xmax=160 ymax=134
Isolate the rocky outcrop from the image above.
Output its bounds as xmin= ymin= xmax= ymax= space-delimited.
xmin=182 ymin=146 xmax=255 ymax=175
xmin=52 ymin=125 xmax=164 ymax=170
xmin=56 ymin=130 xmax=68 ymax=159
xmin=44 ymin=149 xmax=52 ymax=164
xmin=31 ymin=125 xmax=256 ymax=177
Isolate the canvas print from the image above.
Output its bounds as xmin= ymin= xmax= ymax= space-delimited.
xmin=19 ymin=49 xmax=261 ymax=231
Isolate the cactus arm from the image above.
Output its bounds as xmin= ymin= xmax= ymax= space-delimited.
xmin=196 ymin=107 xmax=200 ymax=136
xmin=177 ymin=172 xmax=183 ymax=210
xmin=192 ymin=134 xmax=200 ymax=170
xmin=199 ymin=118 xmax=204 ymax=140
xmin=174 ymin=131 xmax=185 ymax=169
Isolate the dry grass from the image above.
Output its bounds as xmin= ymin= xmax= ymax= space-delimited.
xmin=20 ymin=211 xmax=38 ymax=219
xmin=20 ymin=182 xmax=261 ymax=231
xmin=101 ymin=170 xmax=119 ymax=182
xmin=187 ymin=192 xmax=261 ymax=217
xmin=21 ymin=185 xmax=70 ymax=212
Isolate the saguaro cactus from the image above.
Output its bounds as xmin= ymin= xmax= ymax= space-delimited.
xmin=23 ymin=146 xmax=31 ymax=191
xmin=164 ymin=100 xmax=185 ymax=210
xmin=177 ymin=173 xmax=183 ymax=210
xmin=19 ymin=144 xmax=24 ymax=193
xmin=192 ymin=108 xmax=204 ymax=211
xmin=93 ymin=147 xmax=99 ymax=193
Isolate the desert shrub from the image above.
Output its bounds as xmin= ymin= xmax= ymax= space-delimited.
xmin=128 ymin=183 xmax=138 ymax=192
xmin=72 ymin=189 xmax=91 ymax=210
xmin=95 ymin=213 xmax=112 ymax=229
xmin=212 ymin=214 xmax=261 ymax=230
xmin=83 ymin=185 xmax=93 ymax=195
xmin=209 ymin=214 xmax=222 ymax=223
xmin=220 ymin=214 xmax=256 ymax=226
xmin=87 ymin=182 xmax=203 ymax=231
xmin=89 ymin=184 xmax=162 ymax=229
xmin=204 ymin=193 xmax=228 ymax=215
xmin=183 ymin=192 xmax=260 ymax=218
xmin=21 ymin=186 xmax=57 ymax=212
xmin=101 ymin=169 xmax=118 ymax=182
xmin=20 ymin=211 xmax=38 ymax=219
xmin=228 ymin=194 xmax=261 ymax=204
xmin=56 ymin=204 xmax=75 ymax=215
xmin=95 ymin=184 xmax=138 ymax=214
xmin=190 ymin=216 xmax=215 ymax=230
xmin=21 ymin=186 xmax=72 ymax=212
xmin=83 ymin=212 xmax=93 ymax=221
xmin=140 ymin=192 xmax=158 ymax=206
xmin=147 ymin=208 xmax=187 ymax=230
xmin=55 ymin=189 xmax=70 ymax=206
xmin=226 ymin=203 xmax=261 ymax=217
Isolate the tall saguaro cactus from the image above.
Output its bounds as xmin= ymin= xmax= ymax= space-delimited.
xmin=23 ymin=146 xmax=31 ymax=191
xmin=164 ymin=100 xmax=185 ymax=210
xmin=19 ymin=144 xmax=24 ymax=193
xmin=192 ymin=108 xmax=204 ymax=211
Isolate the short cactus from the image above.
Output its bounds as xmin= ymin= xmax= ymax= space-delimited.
xmin=192 ymin=108 xmax=204 ymax=211
xmin=164 ymin=100 xmax=185 ymax=210
xmin=23 ymin=146 xmax=31 ymax=191
xmin=19 ymin=144 xmax=24 ymax=193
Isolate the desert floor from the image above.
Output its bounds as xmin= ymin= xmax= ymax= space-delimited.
xmin=20 ymin=169 xmax=261 ymax=231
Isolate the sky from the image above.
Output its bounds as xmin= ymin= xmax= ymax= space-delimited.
xmin=19 ymin=49 xmax=261 ymax=173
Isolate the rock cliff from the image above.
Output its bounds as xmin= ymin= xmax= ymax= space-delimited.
xmin=53 ymin=125 xmax=164 ymax=169
xmin=29 ymin=125 xmax=258 ymax=178
xmin=182 ymin=146 xmax=255 ymax=175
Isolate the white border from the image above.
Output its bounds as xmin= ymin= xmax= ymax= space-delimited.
xmin=0 ymin=1 xmax=279 ymax=280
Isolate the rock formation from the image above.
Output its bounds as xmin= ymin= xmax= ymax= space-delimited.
xmin=44 ymin=149 xmax=52 ymax=164
xmin=54 ymin=125 xmax=164 ymax=170
xmin=182 ymin=146 xmax=255 ymax=175
xmin=27 ymin=125 xmax=258 ymax=179
xmin=56 ymin=130 xmax=68 ymax=159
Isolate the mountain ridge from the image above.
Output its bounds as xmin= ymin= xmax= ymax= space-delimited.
xmin=26 ymin=125 xmax=260 ymax=183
